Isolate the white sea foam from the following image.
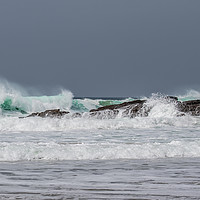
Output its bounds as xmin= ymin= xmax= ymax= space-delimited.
xmin=0 ymin=81 xmax=73 ymax=113
xmin=0 ymin=80 xmax=25 ymax=105
xmin=1 ymin=139 xmax=200 ymax=161
xmin=0 ymin=114 xmax=199 ymax=132
xmin=144 ymin=95 xmax=179 ymax=118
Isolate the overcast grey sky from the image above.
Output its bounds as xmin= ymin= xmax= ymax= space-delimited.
xmin=0 ymin=0 xmax=200 ymax=97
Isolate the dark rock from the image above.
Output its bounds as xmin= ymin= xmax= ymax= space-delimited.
xmin=26 ymin=109 xmax=70 ymax=118
xmin=177 ymin=100 xmax=200 ymax=116
xmin=89 ymin=109 xmax=120 ymax=119
xmin=90 ymin=100 xmax=147 ymax=118
xmin=22 ymin=97 xmax=200 ymax=119
xmin=165 ymin=96 xmax=178 ymax=101
xmin=89 ymin=97 xmax=200 ymax=118
xmin=90 ymin=100 xmax=146 ymax=112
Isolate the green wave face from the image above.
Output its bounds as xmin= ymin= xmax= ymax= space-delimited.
xmin=0 ymin=98 xmax=27 ymax=114
xmin=71 ymin=98 xmax=135 ymax=112
xmin=71 ymin=100 xmax=89 ymax=112
xmin=99 ymin=100 xmax=124 ymax=107
xmin=0 ymin=97 xmax=135 ymax=115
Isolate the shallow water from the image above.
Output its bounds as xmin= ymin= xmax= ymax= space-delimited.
xmin=1 ymin=158 xmax=200 ymax=199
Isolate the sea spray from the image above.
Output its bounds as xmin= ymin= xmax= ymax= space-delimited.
xmin=22 ymin=90 xmax=73 ymax=113
xmin=178 ymin=89 xmax=200 ymax=101
xmin=144 ymin=94 xmax=179 ymax=118
xmin=0 ymin=81 xmax=73 ymax=114
xmin=0 ymin=80 xmax=28 ymax=114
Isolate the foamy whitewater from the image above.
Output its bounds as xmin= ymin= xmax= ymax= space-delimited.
xmin=1 ymin=82 xmax=200 ymax=199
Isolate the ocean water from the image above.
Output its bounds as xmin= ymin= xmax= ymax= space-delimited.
xmin=1 ymin=82 xmax=200 ymax=199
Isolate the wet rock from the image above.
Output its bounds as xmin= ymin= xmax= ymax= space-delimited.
xmin=90 ymin=100 xmax=147 ymax=118
xmin=89 ymin=109 xmax=120 ymax=119
xmin=165 ymin=96 xmax=178 ymax=101
xmin=26 ymin=109 xmax=70 ymax=118
xmin=90 ymin=100 xmax=146 ymax=112
xmin=22 ymin=97 xmax=200 ymax=119
xmin=177 ymin=100 xmax=200 ymax=116
xmin=89 ymin=97 xmax=200 ymax=118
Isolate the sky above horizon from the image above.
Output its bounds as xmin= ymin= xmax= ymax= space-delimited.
xmin=0 ymin=0 xmax=200 ymax=97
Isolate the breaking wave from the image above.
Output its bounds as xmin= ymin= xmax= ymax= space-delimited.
xmin=0 ymin=80 xmax=200 ymax=162
xmin=0 ymin=80 xmax=200 ymax=132
xmin=1 ymin=138 xmax=200 ymax=161
xmin=0 ymin=81 xmax=73 ymax=115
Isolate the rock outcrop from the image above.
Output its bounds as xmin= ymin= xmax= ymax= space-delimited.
xmin=21 ymin=96 xmax=200 ymax=119
xmin=26 ymin=109 xmax=70 ymax=118
xmin=89 ymin=99 xmax=147 ymax=118
xmin=89 ymin=97 xmax=200 ymax=118
xmin=177 ymin=100 xmax=200 ymax=116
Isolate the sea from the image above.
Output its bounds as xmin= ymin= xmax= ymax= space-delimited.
xmin=1 ymin=82 xmax=200 ymax=199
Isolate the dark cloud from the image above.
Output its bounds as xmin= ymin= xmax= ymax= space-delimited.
xmin=0 ymin=0 xmax=200 ymax=97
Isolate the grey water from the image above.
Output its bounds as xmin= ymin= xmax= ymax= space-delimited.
xmin=1 ymin=158 xmax=200 ymax=199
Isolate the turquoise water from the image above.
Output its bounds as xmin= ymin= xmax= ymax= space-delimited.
xmin=0 ymin=95 xmax=134 ymax=114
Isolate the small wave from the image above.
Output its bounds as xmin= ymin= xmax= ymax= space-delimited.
xmin=1 ymin=140 xmax=200 ymax=161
